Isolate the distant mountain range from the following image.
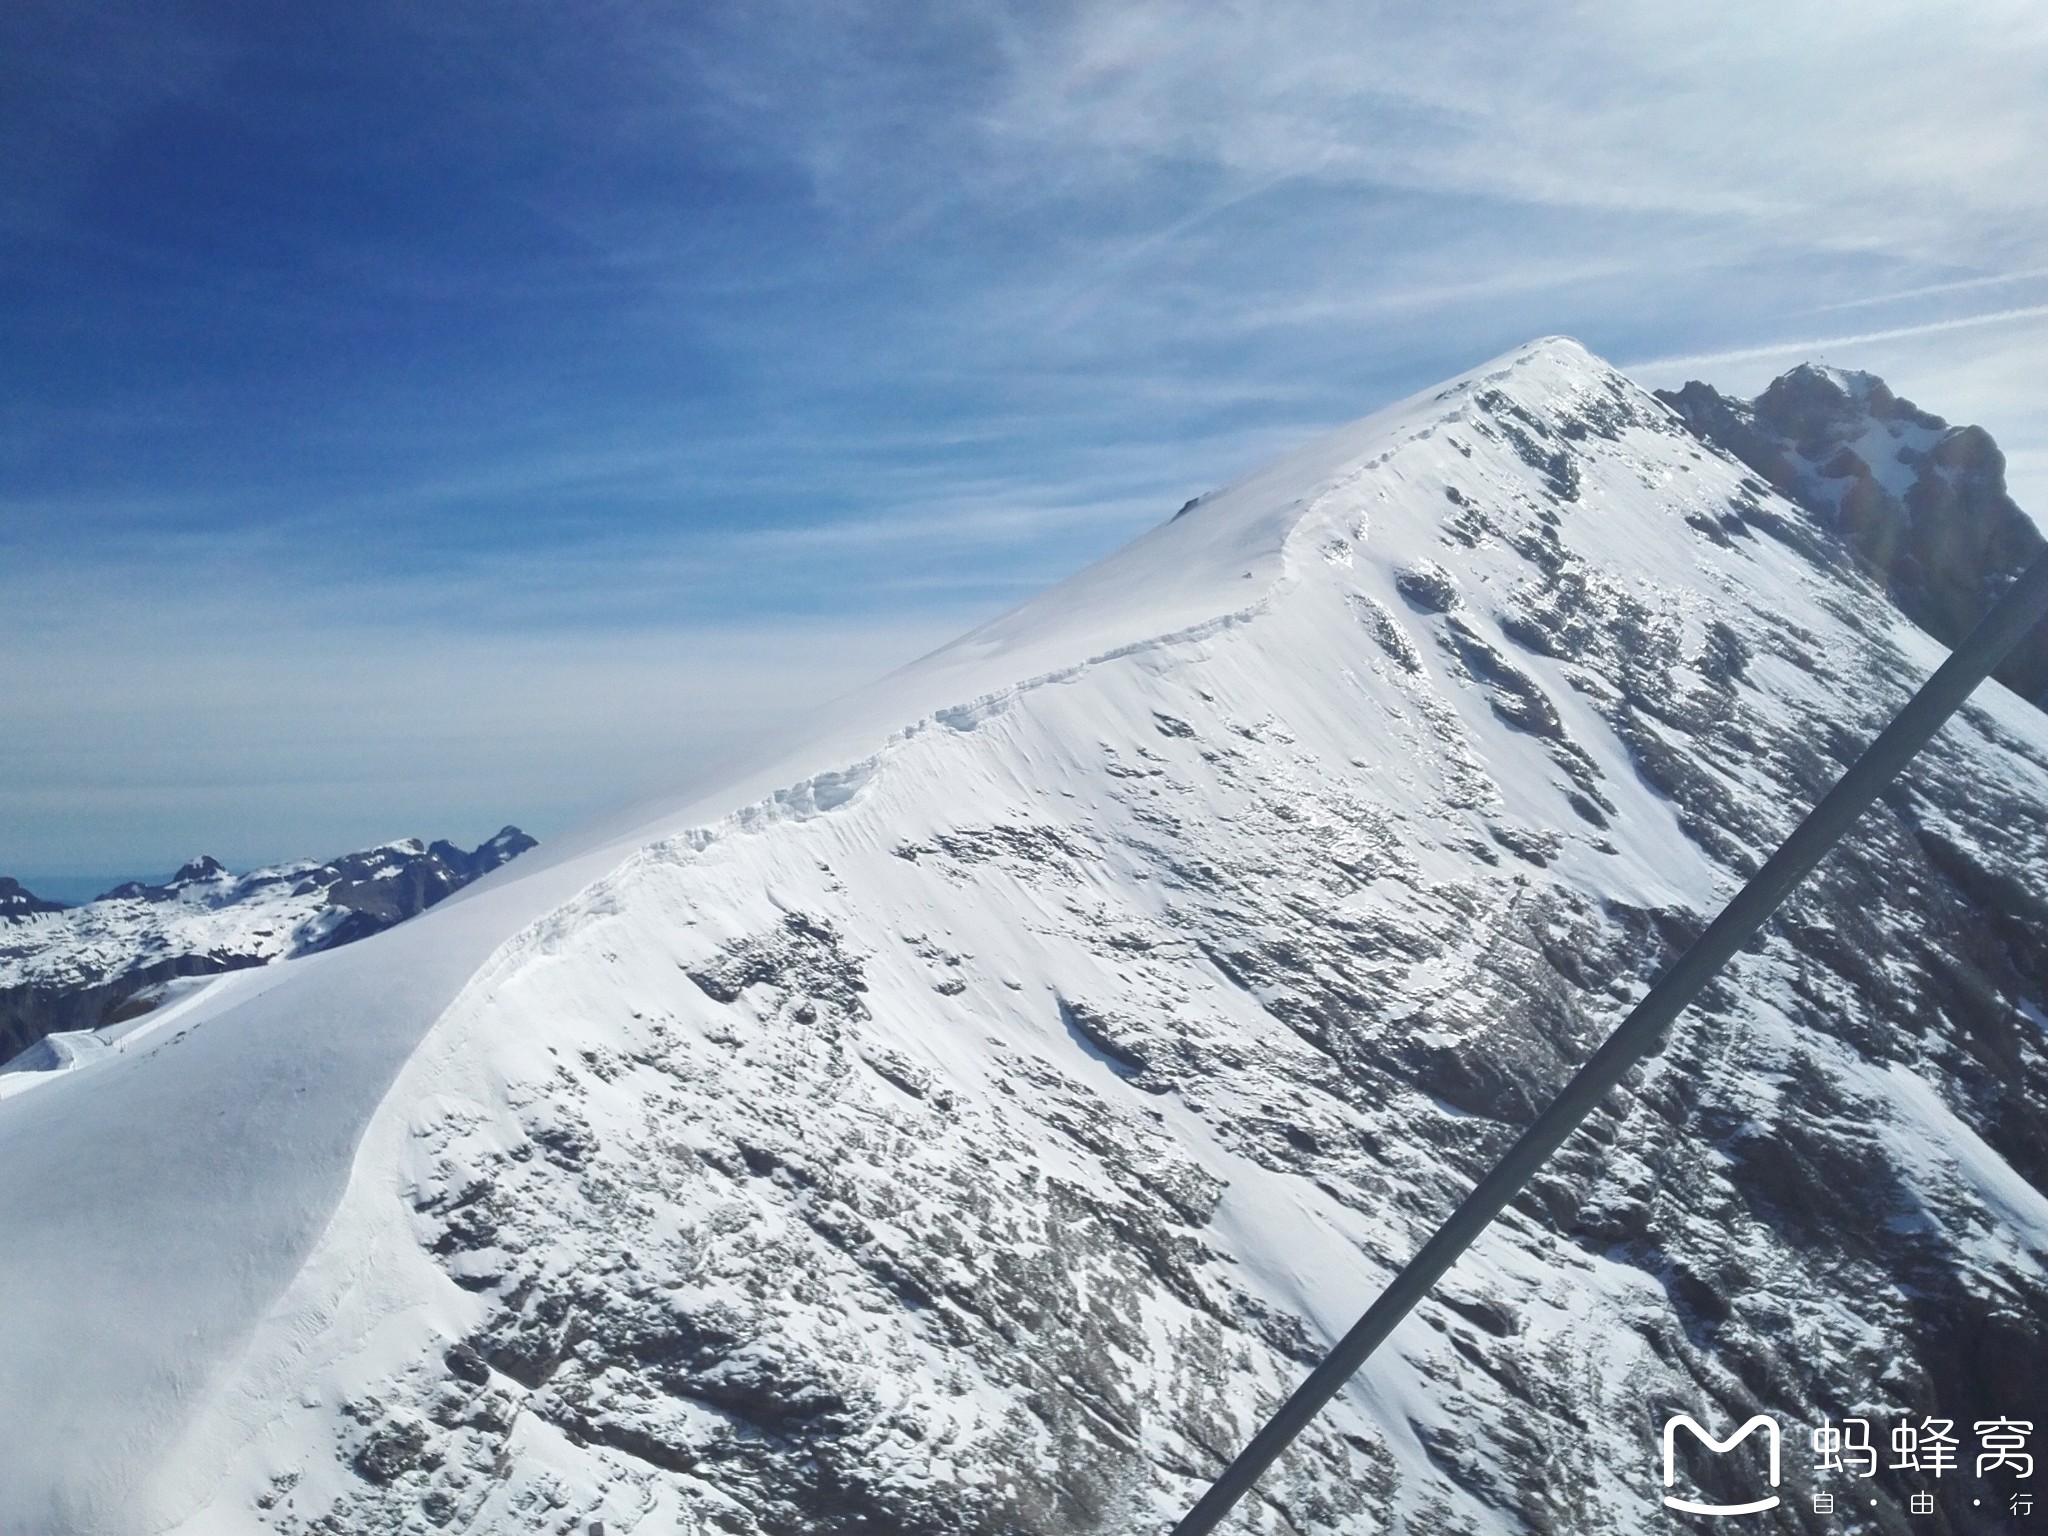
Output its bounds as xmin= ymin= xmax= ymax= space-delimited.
xmin=0 ymin=827 xmax=534 ymax=1068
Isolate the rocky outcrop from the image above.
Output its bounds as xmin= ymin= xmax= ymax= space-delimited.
xmin=0 ymin=877 xmax=66 ymax=922
xmin=1657 ymin=365 xmax=2048 ymax=708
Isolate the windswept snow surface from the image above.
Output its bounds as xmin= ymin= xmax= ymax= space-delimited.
xmin=7 ymin=339 xmax=2048 ymax=1535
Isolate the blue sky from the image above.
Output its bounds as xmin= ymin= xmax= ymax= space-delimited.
xmin=6 ymin=0 xmax=2047 ymax=882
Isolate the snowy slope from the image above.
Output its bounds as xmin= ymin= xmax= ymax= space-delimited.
xmin=5 ymin=339 xmax=2048 ymax=1536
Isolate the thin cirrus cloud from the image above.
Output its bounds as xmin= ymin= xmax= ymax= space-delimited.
xmin=4 ymin=0 xmax=2045 ymax=874
xmin=1811 ymin=269 xmax=2048 ymax=313
xmin=1628 ymin=305 xmax=2048 ymax=376
xmin=970 ymin=3 xmax=2046 ymax=240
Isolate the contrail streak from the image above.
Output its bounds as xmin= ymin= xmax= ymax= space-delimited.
xmin=1625 ymin=303 xmax=2048 ymax=375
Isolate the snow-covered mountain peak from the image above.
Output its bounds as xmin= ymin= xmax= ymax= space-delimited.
xmin=1769 ymin=359 xmax=1931 ymax=421
xmin=99 ymin=855 xmax=236 ymax=905
xmin=170 ymin=853 xmax=230 ymax=885
xmin=7 ymin=339 xmax=2048 ymax=1536
xmin=880 ymin=336 xmax=1639 ymax=717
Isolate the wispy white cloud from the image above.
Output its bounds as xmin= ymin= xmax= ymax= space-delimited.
xmin=1623 ymin=304 xmax=2048 ymax=376
xmin=10 ymin=0 xmax=2048 ymax=871
xmin=967 ymin=2 xmax=2048 ymax=255
xmin=1810 ymin=268 xmax=2048 ymax=313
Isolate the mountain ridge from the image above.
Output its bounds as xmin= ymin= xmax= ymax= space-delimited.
xmin=5 ymin=338 xmax=2046 ymax=1535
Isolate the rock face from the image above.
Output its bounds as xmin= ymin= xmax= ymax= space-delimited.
xmin=0 ymin=876 xmax=66 ymax=921
xmin=1657 ymin=365 xmax=2048 ymax=708
xmin=9 ymin=340 xmax=2048 ymax=1536
xmin=0 ymin=827 xmax=536 ymax=1067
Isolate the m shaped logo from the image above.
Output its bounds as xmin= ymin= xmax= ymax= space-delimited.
xmin=1662 ymin=1414 xmax=1782 ymax=1515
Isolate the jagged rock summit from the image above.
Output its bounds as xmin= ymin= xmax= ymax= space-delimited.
xmin=1659 ymin=364 xmax=2048 ymax=706
xmin=3 ymin=339 xmax=2045 ymax=1536
xmin=0 ymin=875 xmax=66 ymax=921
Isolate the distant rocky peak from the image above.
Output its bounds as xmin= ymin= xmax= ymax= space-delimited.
xmin=478 ymin=824 xmax=534 ymax=859
xmin=170 ymin=855 xmax=229 ymax=886
xmin=1658 ymin=364 xmax=2048 ymax=709
xmin=0 ymin=878 xmax=65 ymax=922
xmin=92 ymin=855 xmax=235 ymax=906
xmin=303 ymin=826 xmax=538 ymax=946
xmin=429 ymin=826 xmax=539 ymax=882
xmin=1751 ymin=361 xmax=1945 ymax=445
